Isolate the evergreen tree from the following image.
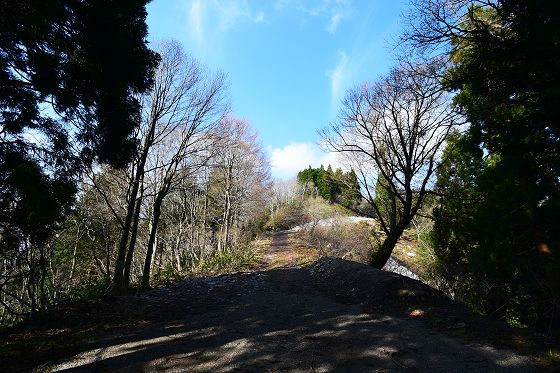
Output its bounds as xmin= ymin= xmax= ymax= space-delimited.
xmin=0 ymin=0 xmax=158 ymax=253
xmin=315 ymin=165 xmax=332 ymax=201
xmin=339 ymin=169 xmax=361 ymax=209
xmin=296 ymin=165 xmax=362 ymax=207
xmin=419 ymin=0 xmax=560 ymax=332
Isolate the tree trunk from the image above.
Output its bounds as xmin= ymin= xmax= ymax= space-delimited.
xmin=174 ymin=234 xmax=182 ymax=273
xmin=369 ymin=229 xmax=403 ymax=269
xmin=202 ymin=182 xmax=208 ymax=253
xmin=124 ymin=175 xmax=144 ymax=287
xmin=113 ymin=120 xmax=155 ymax=294
xmin=112 ymin=163 xmax=143 ymax=294
xmin=369 ymin=182 xmax=416 ymax=269
xmin=218 ymin=163 xmax=233 ymax=252
xmin=369 ymin=213 xmax=413 ymax=269
xmin=141 ymin=195 xmax=163 ymax=290
xmin=222 ymin=191 xmax=231 ymax=251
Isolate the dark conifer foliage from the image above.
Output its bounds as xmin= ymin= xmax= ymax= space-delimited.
xmin=441 ymin=0 xmax=560 ymax=332
xmin=404 ymin=0 xmax=560 ymax=334
xmin=0 ymin=0 xmax=158 ymax=318
xmin=0 ymin=0 xmax=158 ymax=250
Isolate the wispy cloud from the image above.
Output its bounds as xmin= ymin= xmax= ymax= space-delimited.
xmin=212 ymin=0 xmax=265 ymax=31
xmin=325 ymin=0 xmax=351 ymax=34
xmin=187 ymin=0 xmax=265 ymax=44
xmin=280 ymin=0 xmax=351 ymax=34
xmin=189 ymin=1 xmax=204 ymax=42
xmin=327 ymin=50 xmax=349 ymax=107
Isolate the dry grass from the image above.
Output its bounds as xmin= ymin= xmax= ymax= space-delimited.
xmin=296 ymin=220 xmax=374 ymax=264
xmin=263 ymin=231 xmax=319 ymax=269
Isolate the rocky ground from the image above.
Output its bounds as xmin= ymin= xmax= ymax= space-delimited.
xmin=1 ymin=230 xmax=558 ymax=372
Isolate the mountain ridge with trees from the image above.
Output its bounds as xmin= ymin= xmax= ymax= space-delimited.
xmin=0 ymin=0 xmax=559 ymax=370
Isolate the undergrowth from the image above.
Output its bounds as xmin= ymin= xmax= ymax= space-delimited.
xmin=191 ymin=246 xmax=260 ymax=275
xmin=150 ymin=246 xmax=259 ymax=287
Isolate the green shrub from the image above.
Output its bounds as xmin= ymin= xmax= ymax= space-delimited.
xmin=151 ymin=263 xmax=182 ymax=287
xmin=192 ymin=246 xmax=259 ymax=274
xmin=68 ymin=279 xmax=110 ymax=302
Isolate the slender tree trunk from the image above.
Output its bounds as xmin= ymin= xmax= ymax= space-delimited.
xmin=112 ymin=165 xmax=142 ymax=293
xmin=202 ymin=182 xmax=208 ymax=253
xmin=173 ymin=218 xmax=183 ymax=272
xmin=69 ymin=224 xmax=80 ymax=283
xmin=124 ymin=175 xmax=144 ymax=287
xmin=189 ymin=200 xmax=195 ymax=257
xmin=218 ymin=164 xmax=233 ymax=252
xmin=174 ymin=233 xmax=182 ymax=272
xmin=113 ymin=122 xmax=155 ymax=293
xmin=38 ymin=247 xmax=47 ymax=309
xmin=222 ymin=191 xmax=231 ymax=251
xmin=141 ymin=195 xmax=163 ymax=290
xmin=157 ymin=239 xmax=164 ymax=270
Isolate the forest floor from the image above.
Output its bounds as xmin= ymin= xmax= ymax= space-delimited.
xmin=1 ymin=230 xmax=559 ymax=372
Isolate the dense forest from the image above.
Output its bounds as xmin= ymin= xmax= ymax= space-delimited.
xmin=408 ymin=0 xmax=560 ymax=335
xmin=1 ymin=0 xmax=559 ymax=340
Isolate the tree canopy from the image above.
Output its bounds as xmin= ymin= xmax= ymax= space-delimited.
xmin=0 ymin=0 xmax=158 ymax=251
xmin=404 ymin=0 xmax=560 ymax=333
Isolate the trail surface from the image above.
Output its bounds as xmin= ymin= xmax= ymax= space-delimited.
xmin=2 ymin=231 xmax=551 ymax=372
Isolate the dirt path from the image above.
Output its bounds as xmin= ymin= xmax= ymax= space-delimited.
xmin=2 ymin=231 xmax=550 ymax=372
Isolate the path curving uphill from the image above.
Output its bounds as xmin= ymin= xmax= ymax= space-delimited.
xmin=2 ymin=231 xmax=550 ymax=372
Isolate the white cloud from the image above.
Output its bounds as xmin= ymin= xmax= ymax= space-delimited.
xmin=327 ymin=12 xmax=343 ymax=34
xmin=187 ymin=0 xmax=350 ymax=48
xmin=269 ymin=142 xmax=346 ymax=180
xmin=213 ymin=0 xmax=265 ymax=31
xmin=327 ymin=50 xmax=349 ymax=107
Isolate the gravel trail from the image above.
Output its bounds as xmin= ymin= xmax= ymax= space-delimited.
xmin=33 ymin=231 xmax=541 ymax=372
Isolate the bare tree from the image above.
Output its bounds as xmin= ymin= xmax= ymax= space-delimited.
xmin=399 ymin=0 xmax=500 ymax=58
xmin=111 ymin=40 xmax=227 ymax=292
xmin=213 ymin=116 xmax=271 ymax=252
xmin=137 ymin=45 xmax=227 ymax=290
xmin=321 ymin=61 xmax=460 ymax=268
xmin=268 ymin=178 xmax=299 ymax=218
xmin=157 ymin=173 xmax=209 ymax=272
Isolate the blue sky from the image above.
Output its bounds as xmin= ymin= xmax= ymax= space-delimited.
xmin=146 ymin=0 xmax=407 ymax=179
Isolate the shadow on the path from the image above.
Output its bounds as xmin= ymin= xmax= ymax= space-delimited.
xmin=20 ymin=262 xmax=538 ymax=373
